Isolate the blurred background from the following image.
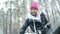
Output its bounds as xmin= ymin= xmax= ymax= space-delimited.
xmin=0 ymin=0 xmax=60 ymax=34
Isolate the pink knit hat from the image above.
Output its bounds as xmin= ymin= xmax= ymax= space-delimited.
xmin=30 ymin=2 xmax=38 ymax=10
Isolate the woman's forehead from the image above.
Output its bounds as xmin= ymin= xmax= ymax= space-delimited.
xmin=30 ymin=8 xmax=38 ymax=10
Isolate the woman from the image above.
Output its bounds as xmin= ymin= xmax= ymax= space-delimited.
xmin=20 ymin=2 xmax=49 ymax=34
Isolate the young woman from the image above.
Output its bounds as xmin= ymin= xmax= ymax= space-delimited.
xmin=20 ymin=2 xmax=49 ymax=34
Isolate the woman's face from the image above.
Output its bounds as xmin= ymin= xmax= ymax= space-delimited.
xmin=30 ymin=9 xmax=38 ymax=16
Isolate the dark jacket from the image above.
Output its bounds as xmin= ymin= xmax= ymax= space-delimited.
xmin=20 ymin=13 xmax=50 ymax=34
